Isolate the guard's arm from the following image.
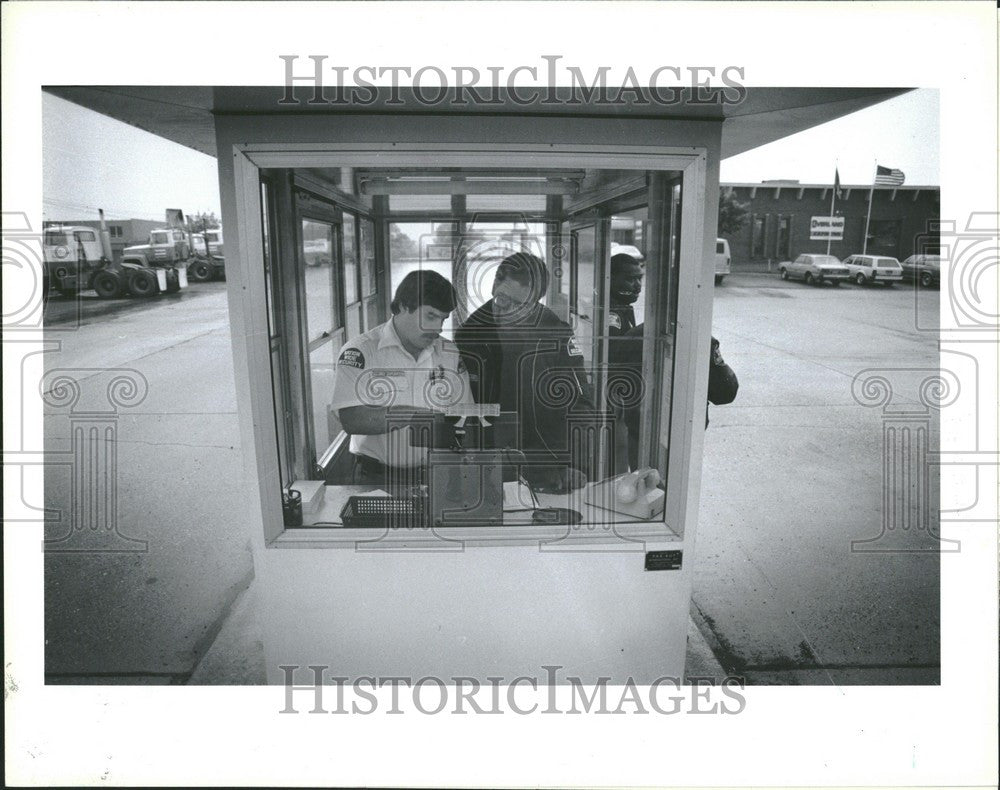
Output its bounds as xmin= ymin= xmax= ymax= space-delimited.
xmin=707 ymin=336 xmax=739 ymax=405
xmin=338 ymin=405 xmax=439 ymax=435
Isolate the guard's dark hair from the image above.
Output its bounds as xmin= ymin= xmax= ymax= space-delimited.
xmin=493 ymin=252 xmax=549 ymax=299
xmin=390 ymin=270 xmax=458 ymax=315
xmin=610 ymin=252 xmax=644 ymax=275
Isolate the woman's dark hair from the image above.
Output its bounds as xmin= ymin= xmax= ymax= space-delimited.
xmin=390 ymin=270 xmax=458 ymax=315
xmin=493 ymin=252 xmax=549 ymax=300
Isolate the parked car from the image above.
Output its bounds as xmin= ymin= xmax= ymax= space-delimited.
xmin=714 ymin=238 xmax=731 ymax=285
xmin=900 ymin=254 xmax=941 ymax=288
xmin=303 ymin=238 xmax=332 ymax=266
xmin=842 ymin=254 xmax=903 ymax=286
xmin=778 ymin=253 xmax=850 ymax=286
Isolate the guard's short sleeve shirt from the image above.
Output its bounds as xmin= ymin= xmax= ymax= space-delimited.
xmin=330 ymin=319 xmax=473 ymax=467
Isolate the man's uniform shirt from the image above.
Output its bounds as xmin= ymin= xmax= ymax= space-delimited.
xmin=330 ymin=318 xmax=473 ymax=468
xmin=607 ymin=303 xmax=637 ymax=337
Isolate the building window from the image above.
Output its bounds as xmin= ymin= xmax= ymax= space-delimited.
xmin=751 ymin=214 xmax=767 ymax=258
xmin=109 ymin=225 xmax=123 ymax=238
xmin=867 ymin=219 xmax=902 ymax=257
xmin=776 ymin=215 xmax=792 ymax=259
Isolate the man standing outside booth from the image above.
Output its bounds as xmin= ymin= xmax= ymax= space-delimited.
xmin=331 ymin=270 xmax=473 ymax=486
xmin=606 ymin=250 xmax=739 ymax=469
xmin=455 ymin=252 xmax=621 ymax=493
xmin=608 ymin=250 xmax=646 ymax=336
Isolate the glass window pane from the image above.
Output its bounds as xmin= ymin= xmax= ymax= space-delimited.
xmin=389 ymin=194 xmax=451 ymax=212
xmin=360 ymin=217 xmax=376 ymax=298
xmin=389 ymin=222 xmax=455 ymax=335
xmin=270 ymin=345 xmax=290 ymax=489
xmin=261 ymin=182 xmax=277 ymax=338
xmin=751 ymin=216 xmax=766 ymax=258
xmin=458 ymin=221 xmax=549 ymax=315
xmin=610 ymin=212 xmax=648 ymax=327
xmin=310 ymin=341 xmax=338 ymax=456
xmin=343 ymin=213 xmax=358 ymax=306
xmin=302 ymin=219 xmax=335 ymax=342
xmin=573 ymin=225 xmax=596 ymax=369
xmin=777 ymin=216 xmax=791 ymax=259
xmin=465 ymin=194 xmax=546 ymax=212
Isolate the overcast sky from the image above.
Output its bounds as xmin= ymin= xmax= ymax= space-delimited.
xmin=42 ymin=88 xmax=938 ymax=223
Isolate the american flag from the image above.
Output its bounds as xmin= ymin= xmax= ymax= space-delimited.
xmin=874 ymin=164 xmax=905 ymax=186
xmin=834 ymin=167 xmax=842 ymax=199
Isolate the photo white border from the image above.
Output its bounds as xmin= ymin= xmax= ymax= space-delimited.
xmin=3 ymin=1 xmax=997 ymax=786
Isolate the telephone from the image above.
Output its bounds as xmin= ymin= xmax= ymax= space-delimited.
xmin=584 ymin=467 xmax=665 ymax=520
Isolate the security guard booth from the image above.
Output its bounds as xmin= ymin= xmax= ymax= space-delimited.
xmin=46 ymin=86 xmax=906 ymax=683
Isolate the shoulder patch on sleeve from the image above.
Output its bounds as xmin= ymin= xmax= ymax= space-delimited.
xmin=338 ymin=347 xmax=365 ymax=369
xmin=566 ymin=337 xmax=583 ymax=357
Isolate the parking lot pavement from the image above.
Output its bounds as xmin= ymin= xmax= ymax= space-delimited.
xmin=43 ymin=282 xmax=252 ymax=683
xmin=43 ymin=280 xmax=228 ymax=328
xmin=695 ymin=272 xmax=940 ymax=684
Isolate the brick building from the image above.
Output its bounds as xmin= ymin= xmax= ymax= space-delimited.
xmin=48 ymin=218 xmax=162 ymax=264
xmin=720 ymin=181 xmax=940 ymax=270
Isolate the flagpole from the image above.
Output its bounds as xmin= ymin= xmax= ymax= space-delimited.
xmin=863 ymin=159 xmax=876 ymax=255
xmin=827 ymin=161 xmax=837 ymax=256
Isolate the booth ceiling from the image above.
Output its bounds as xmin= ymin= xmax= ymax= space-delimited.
xmin=43 ymin=86 xmax=910 ymax=160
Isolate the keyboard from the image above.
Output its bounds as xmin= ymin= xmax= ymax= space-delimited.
xmin=339 ymin=495 xmax=427 ymax=528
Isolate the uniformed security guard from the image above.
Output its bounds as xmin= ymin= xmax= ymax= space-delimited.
xmin=606 ymin=251 xmax=739 ymax=469
xmin=608 ymin=251 xmax=645 ymax=337
xmin=330 ymin=270 xmax=473 ymax=486
xmin=455 ymin=252 xmax=621 ymax=493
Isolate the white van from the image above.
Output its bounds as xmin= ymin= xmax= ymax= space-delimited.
xmin=714 ymin=238 xmax=731 ymax=284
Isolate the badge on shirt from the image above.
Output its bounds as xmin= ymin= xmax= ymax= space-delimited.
xmin=566 ymin=337 xmax=583 ymax=357
xmin=609 ymin=313 xmax=622 ymax=330
xmin=338 ymin=348 xmax=365 ymax=369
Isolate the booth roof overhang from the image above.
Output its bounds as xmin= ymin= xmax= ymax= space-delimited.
xmin=43 ymin=86 xmax=911 ymax=160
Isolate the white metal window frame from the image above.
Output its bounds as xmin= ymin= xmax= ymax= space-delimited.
xmin=227 ymin=143 xmax=711 ymax=547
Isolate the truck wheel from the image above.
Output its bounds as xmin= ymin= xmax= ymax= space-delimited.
xmin=93 ymin=271 xmax=122 ymax=299
xmin=855 ymin=273 xmax=867 ymax=286
xmin=128 ymin=269 xmax=157 ymax=298
xmin=188 ymin=259 xmax=212 ymax=282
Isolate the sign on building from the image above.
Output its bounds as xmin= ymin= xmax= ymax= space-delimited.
xmin=810 ymin=216 xmax=845 ymax=241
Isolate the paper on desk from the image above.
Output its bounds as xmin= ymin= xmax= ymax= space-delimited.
xmin=502 ymin=480 xmax=535 ymax=510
